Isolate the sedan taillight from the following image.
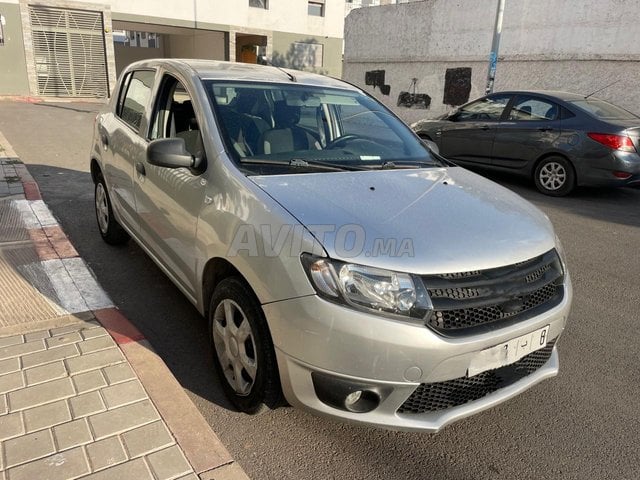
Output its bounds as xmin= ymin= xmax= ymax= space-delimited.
xmin=587 ymin=132 xmax=636 ymax=152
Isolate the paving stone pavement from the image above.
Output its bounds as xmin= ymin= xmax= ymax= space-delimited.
xmin=0 ymin=128 xmax=248 ymax=479
xmin=0 ymin=322 xmax=196 ymax=480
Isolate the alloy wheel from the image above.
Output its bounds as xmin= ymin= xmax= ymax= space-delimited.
xmin=212 ymin=299 xmax=258 ymax=396
xmin=538 ymin=161 xmax=567 ymax=191
xmin=95 ymin=182 xmax=110 ymax=234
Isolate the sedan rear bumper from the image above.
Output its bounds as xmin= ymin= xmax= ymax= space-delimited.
xmin=578 ymin=150 xmax=640 ymax=187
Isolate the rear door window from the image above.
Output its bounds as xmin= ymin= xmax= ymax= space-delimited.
xmin=508 ymin=96 xmax=559 ymax=121
xmin=118 ymin=70 xmax=156 ymax=133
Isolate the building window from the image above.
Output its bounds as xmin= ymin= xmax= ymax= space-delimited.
xmin=249 ymin=0 xmax=268 ymax=8
xmin=308 ymin=1 xmax=324 ymax=16
xmin=116 ymin=30 xmax=161 ymax=48
xmin=293 ymin=42 xmax=323 ymax=68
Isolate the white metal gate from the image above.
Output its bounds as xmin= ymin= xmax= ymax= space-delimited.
xmin=29 ymin=5 xmax=108 ymax=97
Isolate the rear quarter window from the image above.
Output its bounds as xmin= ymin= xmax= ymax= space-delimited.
xmin=570 ymin=99 xmax=638 ymax=121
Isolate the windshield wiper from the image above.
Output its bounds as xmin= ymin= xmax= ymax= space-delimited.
xmin=380 ymin=160 xmax=441 ymax=170
xmin=240 ymin=158 xmax=367 ymax=172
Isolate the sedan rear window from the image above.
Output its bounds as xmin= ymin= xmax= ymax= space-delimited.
xmin=570 ymin=99 xmax=639 ymax=121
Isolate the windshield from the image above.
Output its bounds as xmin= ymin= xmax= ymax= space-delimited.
xmin=570 ymin=99 xmax=639 ymax=121
xmin=203 ymin=80 xmax=440 ymax=174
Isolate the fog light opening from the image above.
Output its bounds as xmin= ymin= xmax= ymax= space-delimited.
xmin=344 ymin=389 xmax=380 ymax=413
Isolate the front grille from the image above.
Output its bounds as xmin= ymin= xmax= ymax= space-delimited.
xmin=423 ymin=250 xmax=564 ymax=335
xmin=397 ymin=340 xmax=556 ymax=414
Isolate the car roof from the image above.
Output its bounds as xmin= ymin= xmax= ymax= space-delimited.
xmin=494 ymin=90 xmax=590 ymax=102
xmin=126 ymin=58 xmax=359 ymax=91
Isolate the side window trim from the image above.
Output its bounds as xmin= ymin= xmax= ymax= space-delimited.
xmin=116 ymin=72 xmax=132 ymax=118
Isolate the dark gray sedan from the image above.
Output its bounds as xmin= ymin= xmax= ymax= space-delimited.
xmin=411 ymin=91 xmax=640 ymax=196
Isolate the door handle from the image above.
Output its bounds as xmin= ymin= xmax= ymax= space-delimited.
xmin=135 ymin=162 xmax=146 ymax=176
xmin=480 ymin=125 xmax=491 ymax=131
xmin=538 ymin=127 xmax=553 ymax=132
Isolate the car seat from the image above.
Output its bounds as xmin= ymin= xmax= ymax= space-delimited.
xmin=259 ymin=102 xmax=320 ymax=154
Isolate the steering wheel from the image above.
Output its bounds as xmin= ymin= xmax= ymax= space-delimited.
xmin=324 ymin=134 xmax=363 ymax=149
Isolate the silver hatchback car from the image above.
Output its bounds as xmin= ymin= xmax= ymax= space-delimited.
xmin=91 ymin=59 xmax=572 ymax=432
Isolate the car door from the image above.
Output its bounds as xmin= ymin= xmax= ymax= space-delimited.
xmin=492 ymin=95 xmax=563 ymax=169
xmin=134 ymin=73 xmax=208 ymax=298
xmin=100 ymin=69 xmax=157 ymax=232
xmin=439 ymin=94 xmax=512 ymax=165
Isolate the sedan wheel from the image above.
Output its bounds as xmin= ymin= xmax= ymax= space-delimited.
xmin=209 ymin=277 xmax=282 ymax=413
xmin=94 ymin=175 xmax=130 ymax=245
xmin=212 ymin=299 xmax=258 ymax=396
xmin=95 ymin=183 xmax=110 ymax=234
xmin=534 ymin=156 xmax=576 ymax=196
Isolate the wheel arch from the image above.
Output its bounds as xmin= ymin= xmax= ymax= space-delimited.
xmin=201 ymin=257 xmax=251 ymax=318
xmin=90 ymin=158 xmax=102 ymax=184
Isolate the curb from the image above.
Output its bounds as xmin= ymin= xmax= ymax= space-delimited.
xmin=0 ymin=95 xmax=106 ymax=104
xmin=1 ymin=138 xmax=249 ymax=479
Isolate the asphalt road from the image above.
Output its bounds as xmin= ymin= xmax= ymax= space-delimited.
xmin=1 ymin=99 xmax=639 ymax=480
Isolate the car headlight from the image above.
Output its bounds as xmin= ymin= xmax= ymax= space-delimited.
xmin=301 ymin=254 xmax=432 ymax=319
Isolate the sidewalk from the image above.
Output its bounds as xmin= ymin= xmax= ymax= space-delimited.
xmin=0 ymin=134 xmax=248 ymax=479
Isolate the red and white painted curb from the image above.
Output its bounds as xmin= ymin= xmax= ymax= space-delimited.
xmin=1 ymin=133 xmax=245 ymax=478
xmin=4 ymin=142 xmax=146 ymax=346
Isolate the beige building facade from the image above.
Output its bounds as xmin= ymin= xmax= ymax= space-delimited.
xmin=0 ymin=0 xmax=345 ymax=98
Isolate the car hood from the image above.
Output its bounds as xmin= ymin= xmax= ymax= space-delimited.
xmin=250 ymin=168 xmax=555 ymax=274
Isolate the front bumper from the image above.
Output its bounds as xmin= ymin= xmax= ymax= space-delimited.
xmin=263 ymin=276 xmax=572 ymax=432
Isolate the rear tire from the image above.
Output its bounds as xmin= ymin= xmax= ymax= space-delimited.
xmin=209 ymin=277 xmax=282 ymax=414
xmin=534 ymin=156 xmax=576 ymax=196
xmin=94 ymin=174 xmax=130 ymax=245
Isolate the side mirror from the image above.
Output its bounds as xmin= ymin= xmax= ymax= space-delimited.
xmin=147 ymin=138 xmax=194 ymax=169
xmin=421 ymin=139 xmax=440 ymax=155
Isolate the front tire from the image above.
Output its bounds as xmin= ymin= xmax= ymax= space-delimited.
xmin=534 ymin=156 xmax=576 ymax=196
xmin=94 ymin=175 xmax=130 ymax=245
xmin=209 ymin=277 xmax=282 ymax=414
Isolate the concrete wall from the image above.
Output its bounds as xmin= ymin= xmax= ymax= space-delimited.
xmin=0 ymin=1 xmax=29 ymax=95
xmin=272 ymin=32 xmax=343 ymax=77
xmin=114 ymin=43 xmax=166 ymax=76
xmin=343 ymin=0 xmax=640 ymax=123
xmin=164 ymin=31 xmax=226 ymax=61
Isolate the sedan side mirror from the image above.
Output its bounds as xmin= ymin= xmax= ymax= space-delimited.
xmin=147 ymin=138 xmax=194 ymax=169
xmin=421 ymin=139 xmax=440 ymax=155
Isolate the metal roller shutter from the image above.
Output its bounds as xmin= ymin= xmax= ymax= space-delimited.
xmin=29 ymin=5 xmax=109 ymax=97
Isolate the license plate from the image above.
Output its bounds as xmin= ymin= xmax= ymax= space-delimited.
xmin=467 ymin=325 xmax=550 ymax=377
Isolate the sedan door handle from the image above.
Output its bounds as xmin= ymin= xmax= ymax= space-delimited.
xmin=135 ymin=161 xmax=146 ymax=176
xmin=480 ymin=125 xmax=491 ymax=131
xmin=538 ymin=127 xmax=554 ymax=132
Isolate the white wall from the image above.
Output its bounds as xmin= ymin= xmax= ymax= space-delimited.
xmin=108 ymin=0 xmax=345 ymax=39
xmin=343 ymin=0 xmax=640 ymax=122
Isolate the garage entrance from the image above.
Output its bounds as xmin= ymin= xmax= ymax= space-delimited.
xmin=28 ymin=5 xmax=109 ymax=97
